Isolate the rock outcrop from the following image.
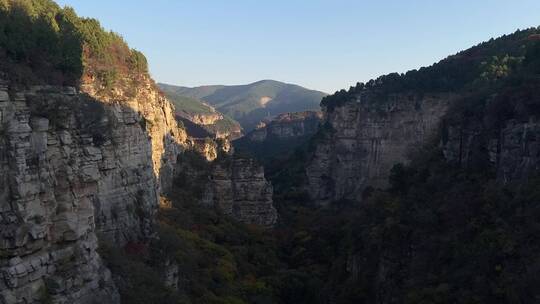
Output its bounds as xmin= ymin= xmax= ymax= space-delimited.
xmin=442 ymin=116 xmax=540 ymax=183
xmin=247 ymin=111 xmax=322 ymax=142
xmin=202 ymin=157 xmax=277 ymax=227
xmin=306 ymin=93 xmax=453 ymax=205
xmin=190 ymin=137 xmax=231 ymax=162
xmin=213 ymin=127 xmax=243 ymax=141
xmin=189 ymin=113 xmax=222 ymax=126
xmin=80 ymin=75 xmax=188 ymax=194
xmin=0 ymin=74 xmax=187 ymax=303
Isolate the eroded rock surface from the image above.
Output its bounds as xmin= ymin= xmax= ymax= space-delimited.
xmin=202 ymin=157 xmax=277 ymax=227
xmin=0 ymin=75 xmax=187 ymax=303
xmin=306 ymin=93 xmax=453 ymax=204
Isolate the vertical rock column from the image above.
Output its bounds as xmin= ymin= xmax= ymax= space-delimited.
xmin=203 ymin=157 xmax=277 ymax=227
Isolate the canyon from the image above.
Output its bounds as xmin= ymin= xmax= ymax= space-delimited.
xmin=1 ymin=1 xmax=540 ymax=303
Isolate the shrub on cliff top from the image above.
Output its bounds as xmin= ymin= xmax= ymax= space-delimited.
xmin=321 ymin=27 xmax=540 ymax=111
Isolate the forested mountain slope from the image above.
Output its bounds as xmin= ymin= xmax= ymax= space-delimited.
xmin=159 ymin=84 xmax=243 ymax=139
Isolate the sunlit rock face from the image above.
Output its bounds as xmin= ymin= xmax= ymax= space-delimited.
xmin=0 ymin=74 xmax=187 ymax=303
xmin=190 ymin=113 xmax=222 ymax=125
xmin=179 ymin=112 xmax=243 ymax=141
xmin=189 ymin=137 xmax=232 ymax=162
xmin=202 ymin=157 xmax=277 ymax=227
xmin=306 ymin=93 xmax=453 ymax=205
xmin=80 ymin=74 xmax=188 ymax=195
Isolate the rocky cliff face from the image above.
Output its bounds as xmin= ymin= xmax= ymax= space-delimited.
xmin=189 ymin=113 xmax=222 ymax=126
xmin=0 ymin=74 xmax=187 ymax=303
xmin=214 ymin=127 xmax=243 ymax=141
xmin=306 ymin=93 xmax=453 ymax=204
xmin=190 ymin=137 xmax=231 ymax=162
xmin=442 ymin=116 xmax=540 ymax=183
xmin=248 ymin=111 xmax=322 ymax=142
xmin=80 ymin=75 xmax=188 ymax=194
xmin=202 ymin=158 xmax=277 ymax=227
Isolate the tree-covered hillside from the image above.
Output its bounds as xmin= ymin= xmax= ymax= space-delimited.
xmin=322 ymin=27 xmax=540 ymax=111
xmin=0 ymin=0 xmax=148 ymax=91
xmin=166 ymin=94 xmax=216 ymax=115
xmin=160 ymin=83 xmax=243 ymax=139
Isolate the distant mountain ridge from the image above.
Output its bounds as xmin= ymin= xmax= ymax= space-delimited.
xmin=158 ymin=80 xmax=327 ymax=131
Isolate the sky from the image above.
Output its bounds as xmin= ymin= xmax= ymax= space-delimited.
xmin=55 ymin=0 xmax=540 ymax=93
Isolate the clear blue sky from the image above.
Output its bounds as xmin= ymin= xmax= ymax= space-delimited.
xmin=55 ymin=0 xmax=540 ymax=93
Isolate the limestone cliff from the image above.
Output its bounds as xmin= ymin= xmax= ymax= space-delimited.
xmin=0 ymin=75 xmax=187 ymax=303
xmin=305 ymin=90 xmax=540 ymax=206
xmin=306 ymin=93 xmax=453 ymax=204
xmin=80 ymin=74 xmax=188 ymax=194
xmin=0 ymin=1 xmax=191 ymax=303
xmin=202 ymin=157 xmax=277 ymax=227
